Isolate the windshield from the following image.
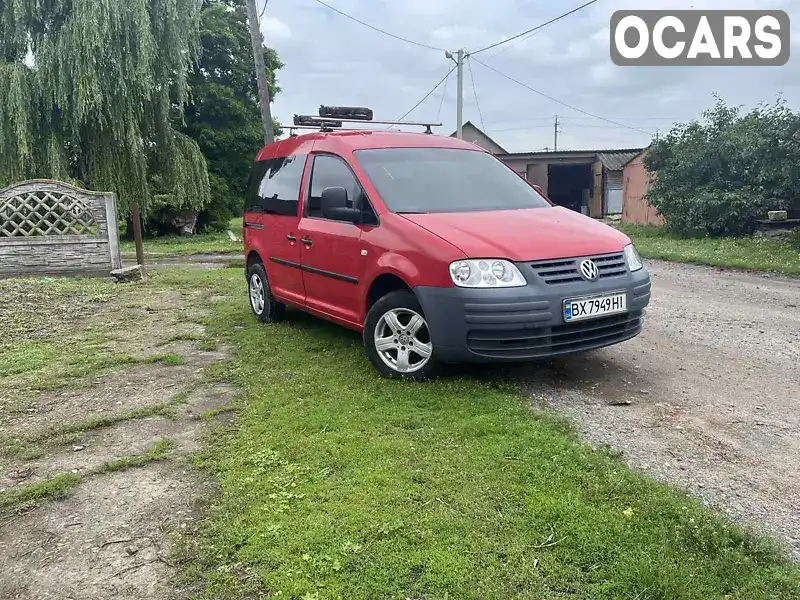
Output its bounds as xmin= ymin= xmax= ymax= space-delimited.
xmin=354 ymin=148 xmax=551 ymax=214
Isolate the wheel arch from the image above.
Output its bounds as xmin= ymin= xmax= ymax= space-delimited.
xmin=366 ymin=272 xmax=413 ymax=313
xmin=246 ymin=250 xmax=263 ymax=273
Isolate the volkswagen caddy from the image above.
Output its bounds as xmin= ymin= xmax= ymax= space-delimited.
xmin=243 ymin=125 xmax=651 ymax=379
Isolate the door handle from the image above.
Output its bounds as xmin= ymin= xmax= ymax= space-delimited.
xmin=301 ymin=238 xmax=313 ymax=247
xmin=286 ymin=234 xmax=296 ymax=242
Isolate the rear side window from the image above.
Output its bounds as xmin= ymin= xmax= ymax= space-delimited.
xmin=245 ymin=154 xmax=307 ymax=216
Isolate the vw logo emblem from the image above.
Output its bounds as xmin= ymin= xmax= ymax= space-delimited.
xmin=579 ymin=259 xmax=599 ymax=282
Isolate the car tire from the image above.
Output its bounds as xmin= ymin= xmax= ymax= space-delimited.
xmin=364 ymin=290 xmax=440 ymax=380
xmin=247 ymin=262 xmax=286 ymax=323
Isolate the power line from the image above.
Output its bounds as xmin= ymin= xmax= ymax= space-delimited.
xmin=485 ymin=124 xmax=554 ymax=132
xmin=390 ymin=65 xmax=457 ymax=128
xmin=437 ymin=67 xmax=452 ymax=122
xmin=466 ymin=57 xmax=485 ymax=132
xmin=470 ymin=57 xmax=653 ymax=136
xmin=559 ymin=122 xmax=661 ymax=129
xmin=310 ymin=0 xmax=445 ymax=52
xmin=483 ymin=116 xmax=680 ymax=126
xmin=259 ymin=0 xmax=269 ymax=20
xmin=470 ymin=0 xmax=599 ymax=56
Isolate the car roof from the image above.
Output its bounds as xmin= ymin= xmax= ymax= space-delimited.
xmin=255 ymin=130 xmax=484 ymax=161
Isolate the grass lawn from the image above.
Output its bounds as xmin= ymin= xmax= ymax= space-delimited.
xmin=156 ymin=268 xmax=800 ymax=599
xmin=618 ymin=224 xmax=800 ymax=276
xmin=120 ymin=217 xmax=243 ymax=257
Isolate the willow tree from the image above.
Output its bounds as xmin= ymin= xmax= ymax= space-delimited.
xmin=0 ymin=0 xmax=210 ymax=217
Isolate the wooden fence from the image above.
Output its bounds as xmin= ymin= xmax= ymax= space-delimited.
xmin=0 ymin=180 xmax=122 ymax=277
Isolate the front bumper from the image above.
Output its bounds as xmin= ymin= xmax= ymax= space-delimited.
xmin=414 ymin=259 xmax=651 ymax=363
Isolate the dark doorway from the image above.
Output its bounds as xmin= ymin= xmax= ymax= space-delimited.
xmin=547 ymin=163 xmax=593 ymax=213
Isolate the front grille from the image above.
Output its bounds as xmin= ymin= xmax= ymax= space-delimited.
xmin=530 ymin=253 xmax=628 ymax=285
xmin=467 ymin=310 xmax=643 ymax=359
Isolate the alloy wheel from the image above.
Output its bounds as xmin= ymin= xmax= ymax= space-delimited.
xmin=374 ymin=308 xmax=433 ymax=374
xmin=249 ymin=273 xmax=265 ymax=316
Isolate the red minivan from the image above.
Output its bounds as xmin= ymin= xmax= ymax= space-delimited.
xmin=243 ymin=129 xmax=650 ymax=379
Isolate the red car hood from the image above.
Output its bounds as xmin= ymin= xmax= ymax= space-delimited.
xmin=401 ymin=207 xmax=630 ymax=261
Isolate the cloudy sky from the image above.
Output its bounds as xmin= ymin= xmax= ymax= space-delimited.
xmin=259 ymin=0 xmax=798 ymax=152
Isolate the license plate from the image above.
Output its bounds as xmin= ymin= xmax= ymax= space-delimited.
xmin=563 ymin=292 xmax=627 ymax=322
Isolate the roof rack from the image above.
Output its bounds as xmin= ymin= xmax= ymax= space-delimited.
xmin=281 ymin=105 xmax=441 ymax=136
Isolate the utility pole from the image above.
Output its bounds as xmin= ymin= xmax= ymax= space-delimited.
xmin=245 ymin=0 xmax=275 ymax=145
xmin=456 ymin=49 xmax=464 ymax=139
xmin=445 ymin=49 xmax=465 ymax=139
xmin=554 ymin=114 xmax=559 ymax=151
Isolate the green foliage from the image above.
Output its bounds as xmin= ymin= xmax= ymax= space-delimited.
xmin=183 ymin=0 xmax=283 ymax=232
xmin=120 ymin=216 xmax=242 ymax=255
xmin=645 ymin=98 xmax=800 ymax=236
xmin=0 ymin=0 xmax=210 ymax=217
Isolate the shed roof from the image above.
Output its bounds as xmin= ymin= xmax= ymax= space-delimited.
xmin=497 ymin=147 xmax=645 ymax=169
xmin=597 ymin=149 xmax=643 ymax=171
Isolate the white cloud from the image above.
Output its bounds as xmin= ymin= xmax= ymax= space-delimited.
xmin=431 ymin=25 xmax=487 ymax=48
xmin=261 ymin=16 xmax=291 ymax=41
xmin=591 ymin=63 xmax=619 ymax=86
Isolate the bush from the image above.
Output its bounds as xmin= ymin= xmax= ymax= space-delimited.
xmin=653 ymin=187 xmax=775 ymax=237
xmin=645 ymin=98 xmax=800 ymax=237
xmin=195 ymin=174 xmax=242 ymax=233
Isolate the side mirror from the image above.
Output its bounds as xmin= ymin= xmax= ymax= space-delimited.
xmin=321 ymin=186 xmax=361 ymax=223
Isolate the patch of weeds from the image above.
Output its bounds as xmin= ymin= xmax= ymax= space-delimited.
xmin=0 ymin=277 xmax=117 ymax=342
xmin=163 ymin=333 xmax=207 ymax=345
xmin=0 ymin=439 xmax=42 ymax=461
xmin=170 ymin=390 xmax=191 ymax=405
xmin=0 ymin=339 xmax=140 ymax=400
xmin=0 ymin=474 xmax=82 ymax=514
xmin=57 ymin=405 xmax=176 ymax=439
xmin=17 ymin=445 xmax=45 ymax=461
xmin=200 ymin=406 xmax=237 ymax=421
xmin=198 ymin=339 xmax=218 ymax=352
xmin=148 ymin=353 xmax=185 ymax=366
xmin=94 ymin=439 xmax=174 ymax=474
xmin=1 ymin=405 xmax=176 ymax=459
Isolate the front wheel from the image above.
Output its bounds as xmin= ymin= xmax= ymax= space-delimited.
xmin=364 ymin=290 xmax=439 ymax=380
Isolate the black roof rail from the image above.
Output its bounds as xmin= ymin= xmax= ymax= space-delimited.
xmin=282 ymin=105 xmax=440 ymax=134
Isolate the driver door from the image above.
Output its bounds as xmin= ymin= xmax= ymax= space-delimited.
xmin=297 ymin=154 xmax=369 ymax=327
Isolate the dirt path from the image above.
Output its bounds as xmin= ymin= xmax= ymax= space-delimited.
xmin=518 ymin=261 xmax=800 ymax=558
xmin=122 ymin=254 xmax=240 ymax=271
xmin=0 ymin=275 xmax=237 ymax=599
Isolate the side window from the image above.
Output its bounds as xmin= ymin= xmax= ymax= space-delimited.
xmin=307 ymin=155 xmax=367 ymax=219
xmin=245 ymin=161 xmax=268 ymax=214
xmin=245 ymin=154 xmax=306 ymax=216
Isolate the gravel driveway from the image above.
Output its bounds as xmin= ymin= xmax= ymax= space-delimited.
xmin=520 ymin=260 xmax=800 ymax=559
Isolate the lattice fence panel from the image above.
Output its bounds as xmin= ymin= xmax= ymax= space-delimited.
xmin=0 ymin=190 xmax=99 ymax=237
xmin=0 ymin=180 xmax=121 ymax=277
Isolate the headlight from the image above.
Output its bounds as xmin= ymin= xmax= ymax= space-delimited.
xmin=624 ymin=244 xmax=643 ymax=271
xmin=449 ymin=259 xmax=527 ymax=288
